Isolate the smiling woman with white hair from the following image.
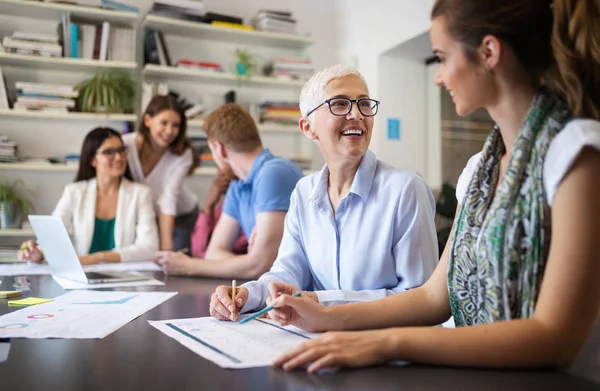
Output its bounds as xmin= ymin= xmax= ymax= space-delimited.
xmin=209 ymin=64 xmax=439 ymax=321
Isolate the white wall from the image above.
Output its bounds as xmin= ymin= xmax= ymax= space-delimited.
xmin=333 ymin=0 xmax=438 ymax=186
xmin=0 ymin=0 xmax=339 ymax=217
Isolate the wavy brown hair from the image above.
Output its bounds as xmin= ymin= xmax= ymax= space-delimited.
xmin=431 ymin=0 xmax=600 ymax=119
xmin=138 ymin=95 xmax=197 ymax=174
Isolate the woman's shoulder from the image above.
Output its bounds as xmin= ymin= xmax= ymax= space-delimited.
xmin=121 ymin=178 xmax=151 ymax=194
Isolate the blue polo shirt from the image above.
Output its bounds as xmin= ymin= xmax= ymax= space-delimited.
xmin=222 ymin=149 xmax=304 ymax=237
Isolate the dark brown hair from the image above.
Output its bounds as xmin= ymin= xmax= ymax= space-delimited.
xmin=75 ymin=127 xmax=133 ymax=182
xmin=203 ymin=103 xmax=262 ymax=153
xmin=431 ymin=0 xmax=600 ymax=118
xmin=138 ymin=95 xmax=197 ymax=174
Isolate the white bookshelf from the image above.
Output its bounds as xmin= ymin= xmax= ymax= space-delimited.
xmin=0 ymin=52 xmax=137 ymax=72
xmin=0 ymin=0 xmax=139 ymax=26
xmin=0 ymin=109 xmax=136 ymax=121
xmin=0 ymin=162 xmax=315 ymax=176
xmin=187 ymin=119 xmax=299 ymax=134
xmin=0 ymin=161 xmax=220 ymax=177
xmin=142 ymin=64 xmax=305 ymax=88
xmin=144 ymin=14 xmax=314 ymax=49
xmin=0 ymin=228 xmax=34 ymax=237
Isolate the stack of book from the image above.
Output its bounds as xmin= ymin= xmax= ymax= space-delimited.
xmin=188 ymin=136 xmax=212 ymax=167
xmin=176 ymin=60 xmax=224 ymax=73
xmin=256 ymin=101 xmax=301 ymax=126
xmin=2 ymin=31 xmax=62 ymax=58
xmin=150 ymin=0 xmax=205 ymax=22
xmin=271 ymin=57 xmax=314 ymax=81
xmin=251 ymin=10 xmax=296 ymax=34
xmin=0 ymin=136 xmax=17 ymax=163
xmin=13 ymin=82 xmax=77 ymax=113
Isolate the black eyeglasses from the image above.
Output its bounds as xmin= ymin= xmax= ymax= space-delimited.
xmin=306 ymin=98 xmax=380 ymax=118
xmin=98 ymin=146 xmax=128 ymax=158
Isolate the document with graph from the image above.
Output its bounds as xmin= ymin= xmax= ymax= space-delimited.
xmin=149 ymin=317 xmax=322 ymax=369
xmin=0 ymin=291 xmax=177 ymax=339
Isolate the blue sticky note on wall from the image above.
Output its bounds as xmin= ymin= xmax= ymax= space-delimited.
xmin=387 ymin=118 xmax=401 ymax=140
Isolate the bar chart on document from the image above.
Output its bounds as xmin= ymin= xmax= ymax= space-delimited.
xmin=149 ymin=317 xmax=322 ymax=369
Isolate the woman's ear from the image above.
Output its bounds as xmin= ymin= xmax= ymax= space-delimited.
xmin=479 ymin=34 xmax=502 ymax=71
xmin=299 ymin=118 xmax=318 ymax=141
xmin=143 ymin=113 xmax=152 ymax=129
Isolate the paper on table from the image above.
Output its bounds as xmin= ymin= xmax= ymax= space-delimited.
xmin=52 ymin=275 xmax=164 ymax=290
xmin=8 ymin=297 xmax=53 ymax=306
xmin=0 ymin=290 xmax=177 ymax=339
xmin=0 ymin=261 xmax=162 ymax=277
xmin=149 ymin=317 xmax=322 ymax=369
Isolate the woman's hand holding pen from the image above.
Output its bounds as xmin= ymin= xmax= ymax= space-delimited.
xmin=266 ymin=282 xmax=331 ymax=333
xmin=210 ymin=285 xmax=248 ymax=321
xmin=17 ymin=240 xmax=43 ymax=263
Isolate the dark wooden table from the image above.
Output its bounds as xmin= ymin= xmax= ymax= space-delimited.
xmin=0 ymin=272 xmax=599 ymax=391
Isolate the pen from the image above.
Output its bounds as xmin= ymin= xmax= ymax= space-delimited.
xmin=230 ymin=279 xmax=237 ymax=321
xmin=239 ymin=291 xmax=302 ymax=324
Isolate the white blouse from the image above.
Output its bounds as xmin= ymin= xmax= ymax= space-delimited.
xmin=456 ymin=119 xmax=600 ymax=205
xmin=122 ymin=133 xmax=198 ymax=216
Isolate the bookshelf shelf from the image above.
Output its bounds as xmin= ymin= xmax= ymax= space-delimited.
xmin=0 ymin=162 xmax=315 ymax=176
xmin=0 ymin=161 xmax=220 ymax=177
xmin=0 ymin=109 xmax=136 ymax=121
xmin=188 ymin=119 xmax=299 ymax=134
xmin=0 ymin=0 xmax=139 ymax=25
xmin=0 ymin=52 xmax=137 ymax=72
xmin=142 ymin=64 xmax=305 ymax=88
xmin=144 ymin=15 xmax=314 ymax=49
xmin=0 ymin=228 xmax=34 ymax=237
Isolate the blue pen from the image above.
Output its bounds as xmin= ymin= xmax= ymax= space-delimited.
xmin=239 ymin=291 xmax=302 ymax=324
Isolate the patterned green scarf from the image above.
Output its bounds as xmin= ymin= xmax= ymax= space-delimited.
xmin=447 ymin=89 xmax=571 ymax=326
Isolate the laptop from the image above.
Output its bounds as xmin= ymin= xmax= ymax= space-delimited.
xmin=28 ymin=215 xmax=150 ymax=284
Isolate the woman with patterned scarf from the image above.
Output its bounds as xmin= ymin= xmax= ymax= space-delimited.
xmin=261 ymin=0 xmax=600 ymax=373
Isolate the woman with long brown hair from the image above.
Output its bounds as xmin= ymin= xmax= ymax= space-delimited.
xmin=123 ymin=95 xmax=199 ymax=253
xmin=261 ymin=0 xmax=600 ymax=372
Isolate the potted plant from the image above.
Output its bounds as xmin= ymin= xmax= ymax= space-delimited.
xmin=0 ymin=180 xmax=32 ymax=229
xmin=234 ymin=49 xmax=256 ymax=80
xmin=75 ymin=71 xmax=136 ymax=114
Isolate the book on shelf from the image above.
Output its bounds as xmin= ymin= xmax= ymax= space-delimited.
xmin=150 ymin=2 xmax=205 ymax=22
xmin=176 ymin=59 xmax=224 ymax=72
xmin=203 ymin=12 xmax=243 ymax=25
xmin=251 ymin=10 xmax=297 ymax=34
xmin=100 ymin=0 xmax=140 ymax=13
xmin=210 ymin=21 xmax=253 ymax=31
xmin=256 ymin=101 xmax=301 ymax=126
xmin=0 ymin=67 xmax=9 ymax=110
xmin=155 ymin=0 xmax=204 ymax=16
xmin=14 ymin=82 xmax=77 ymax=112
xmin=2 ymin=37 xmax=62 ymax=56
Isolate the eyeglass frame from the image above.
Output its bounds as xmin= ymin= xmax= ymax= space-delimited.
xmin=97 ymin=145 xmax=128 ymax=158
xmin=305 ymin=97 xmax=381 ymax=118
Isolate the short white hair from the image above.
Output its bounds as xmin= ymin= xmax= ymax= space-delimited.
xmin=299 ymin=64 xmax=369 ymax=118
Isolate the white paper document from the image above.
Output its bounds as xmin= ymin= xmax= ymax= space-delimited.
xmin=149 ymin=317 xmax=322 ymax=369
xmin=52 ymin=275 xmax=164 ymax=290
xmin=0 ymin=290 xmax=177 ymax=339
xmin=0 ymin=261 xmax=161 ymax=276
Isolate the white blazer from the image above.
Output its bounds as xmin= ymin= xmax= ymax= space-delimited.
xmin=52 ymin=178 xmax=159 ymax=262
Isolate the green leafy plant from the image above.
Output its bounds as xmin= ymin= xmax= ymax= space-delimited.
xmin=0 ymin=180 xmax=32 ymax=229
xmin=75 ymin=71 xmax=135 ymax=113
xmin=234 ymin=48 xmax=256 ymax=80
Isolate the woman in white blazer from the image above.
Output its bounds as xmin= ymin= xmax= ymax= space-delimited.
xmin=18 ymin=127 xmax=159 ymax=264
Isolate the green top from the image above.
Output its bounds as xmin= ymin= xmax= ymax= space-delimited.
xmin=89 ymin=217 xmax=116 ymax=254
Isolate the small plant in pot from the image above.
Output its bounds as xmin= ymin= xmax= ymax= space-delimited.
xmin=0 ymin=180 xmax=32 ymax=229
xmin=234 ymin=49 xmax=256 ymax=81
xmin=75 ymin=71 xmax=135 ymax=113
